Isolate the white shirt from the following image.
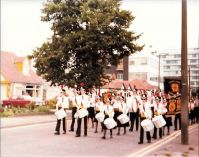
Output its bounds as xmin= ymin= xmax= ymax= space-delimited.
xmin=62 ymin=96 xmax=69 ymax=109
xmin=95 ymin=101 xmax=104 ymax=112
xmin=104 ymin=105 xmax=114 ymax=118
xmin=139 ymin=101 xmax=152 ymax=119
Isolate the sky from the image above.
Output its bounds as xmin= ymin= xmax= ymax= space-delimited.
xmin=1 ymin=0 xmax=199 ymax=57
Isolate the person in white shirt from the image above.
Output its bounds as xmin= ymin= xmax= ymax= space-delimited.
xmin=54 ymin=89 xmax=69 ymax=135
xmin=75 ymin=89 xmax=89 ymax=137
xmin=101 ymin=99 xmax=115 ymax=139
xmin=69 ymin=89 xmax=79 ymax=132
xmin=116 ymin=96 xmax=129 ymax=135
xmin=152 ymin=97 xmax=164 ymax=139
xmin=87 ymin=90 xmax=96 ymax=128
xmin=94 ymin=96 xmax=104 ymax=133
xmin=127 ymin=90 xmax=139 ymax=132
xmin=138 ymin=95 xmax=152 ymax=144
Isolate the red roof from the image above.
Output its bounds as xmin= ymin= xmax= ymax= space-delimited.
xmin=1 ymin=52 xmax=43 ymax=84
xmin=102 ymin=79 xmax=157 ymax=90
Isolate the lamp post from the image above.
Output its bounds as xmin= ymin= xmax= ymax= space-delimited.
xmin=181 ymin=0 xmax=189 ymax=145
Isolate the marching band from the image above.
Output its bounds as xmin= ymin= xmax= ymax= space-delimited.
xmin=54 ymin=87 xmax=199 ymax=144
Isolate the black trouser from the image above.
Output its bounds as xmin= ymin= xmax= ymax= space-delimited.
xmin=55 ymin=117 xmax=66 ymax=133
xmin=139 ymin=117 xmax=151 ymax=143
xmin=174 ymin=113 xmax=181 ymax=130
xmin=70 ymin=107 xmax=77 ymax=131
xmin=76 ymin=116 xmax=88 ymax=136
xmin=153 ymin=127 xmax=162 ymax=139
xmin=129 ymin=111 xmax=139 ymax=131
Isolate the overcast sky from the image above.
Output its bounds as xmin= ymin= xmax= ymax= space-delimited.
xmin=1 ymin=0 xmax=199 ymax=56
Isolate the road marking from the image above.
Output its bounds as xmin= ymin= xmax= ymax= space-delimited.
xmin=125 ymin=124 xmax=198 ymax=157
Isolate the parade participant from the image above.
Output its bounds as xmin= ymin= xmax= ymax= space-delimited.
xmin=116 ymin=96 xmax=129 ymax=135
xmin=113 ymin=95 xmax=120 ymax=129
xmin=174 ymin=94 xmax=181 ymax=131
xmin=75 ymin=88 xmax=89 ymax=137
xmin=195 ymin=97 xmax=199 ymax=123
xmin=138 ymin=95 xmax=152 ymax=144
xmin=152 ymin=97 xmax=165 ymax=139
xmin=94 ymin=96 xmax=104 ymax=133
xmin=101 ymin=99 xmax=115 ymax=139
xmin=127 ymin=90 xmax=139 ymax=132
xmin=189 ymin=98 xmax=195 ymax=125
xmin=54 ymin=89 xmax=69 ymax=135
xmin=87 ymin=90 xmax=96 ymax=128
xmin=69 ymin=89 xmax=79 ymax=132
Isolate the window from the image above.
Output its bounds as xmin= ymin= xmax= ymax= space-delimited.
xmin=166 ymin=60 xmax=178 ymax=64
xmin=150 ymin=77 xmax=157 ymax=81
xmin=190 ymin=59 xmax=196 ymax=63
xmin=116 ymin=59 xmax=123 ymax=70
xmin=129 ymin=60 xmax=135 ymax=65
xmin=117 ymin=73 xmax=123 ymax=80
xmin=174 ymin=54 xmax=181 ymax=58
xmin=130 ymin=72 xmax=147 ymax=80
xmin=192 ymin=54 xmax=197 ymax=57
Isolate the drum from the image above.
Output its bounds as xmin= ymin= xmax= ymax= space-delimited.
xmin=104 ymin=118 xmax=117 ymax=129
xmin=141 ymin=119 xmax=154 ymax=131
xmin=152 ymin=115 xmax=166 ymax=128
xmin=55 ymin=109 xmax=67 ymax=120
xmin=95 ymin=112 xmax=105 ymax=122
xmin=117 ymin=114 xmax=130 ymax=124
xmin=75 ymin=109 xmax=89 ymax=118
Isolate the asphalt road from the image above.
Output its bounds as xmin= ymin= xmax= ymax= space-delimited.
xmin=1 ymin=120 xmax=151 ymax=157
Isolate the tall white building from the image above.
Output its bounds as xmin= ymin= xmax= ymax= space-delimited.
xmin=129 ymin=50 xmax=163 ymax=88
xmin=159 ymin=48 xmax=199 ymax=91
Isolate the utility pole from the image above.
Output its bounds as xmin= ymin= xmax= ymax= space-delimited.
xmin=181 ymin=0 xmax=189 ymax=145
xmin=158 ymin=55 xmax=161 ymax=90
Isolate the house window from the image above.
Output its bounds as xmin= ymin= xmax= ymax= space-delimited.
xmin=117 ymin=73 xmax=123 ymax=80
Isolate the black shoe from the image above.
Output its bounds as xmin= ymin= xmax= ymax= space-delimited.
xmin=54 ymin=132 xmax=60 ymax=135
xmin=101 ymin=136 xmax=106 ymax=139
xmin=129 ymin=129 xmax=133 ymax=132
xmin=152 ymin=136 xmax=157 ymax=139
xmin=75 ymin=135 xmax=80 ymax=137
xmin=69 ymin=130 xmax=74 ymax=132
xmin=94 ymin=130 xmax=98 ymax=133
xmin=117 ymin=132 xmax=120 ymax=136
xmin=148 ymin=140 xmax=151 ymax=143
xmin=63 ymin=131 xmax=66 ymax=134
xmin=138 ymin=141 xmax=143 ymax=144
xmin=110 ymin=136 xmax=113 ymax=139
xmin=84 ymin=134 xmax=87 ymax=137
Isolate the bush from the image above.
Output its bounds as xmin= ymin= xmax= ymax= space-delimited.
xmin=45 ymin=98 xmax=56 ymax=109
xmin=0 ymin=109 xmax=14 ymax=117
xmin=33 ymin=105 xmax=50 ymax=113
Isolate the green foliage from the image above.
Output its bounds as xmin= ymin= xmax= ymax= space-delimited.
xmin=45 ymin=98 xmax=57 ymax=109
xmin=0 ymin=105 xmax=51 ymax=117
xmin=32 ymin=0 xmax=143 ymax=89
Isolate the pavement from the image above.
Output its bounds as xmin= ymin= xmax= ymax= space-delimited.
xmin=1 ymin=113 xmax=198 ymax=157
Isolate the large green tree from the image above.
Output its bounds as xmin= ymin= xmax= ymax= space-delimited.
xmin=32 ymin=0 xmax=143 ymax=89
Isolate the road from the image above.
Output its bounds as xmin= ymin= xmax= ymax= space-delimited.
xmin=1 ymin=119 xmax=152 ymax=157
xmin=1 ymin=117 xmax=198 ymax=157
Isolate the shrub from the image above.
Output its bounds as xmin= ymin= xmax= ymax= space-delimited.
xmin=45 ymin=98 xmax=56 ymax=109
xmin=0 ymin=109 xmax=14 ymax=117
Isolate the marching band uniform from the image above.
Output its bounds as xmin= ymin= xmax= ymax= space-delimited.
xmin=113 ymin=96 xmax=120 ymax=129
xmin=189 ymin=99 xmax=195 ymax=125
xmin=87 ymin=92 xmax=96 ymax=128
xmin=101 ymin=100 xmax=114 ymax=139
xmin=69 ymin=90 xmax=79 ymax=132
xmin=152 ymin=98 xmax=165 ymax=139
xmin=75 ymin=90 xmax=89 ymax=137
xmin=117 ymin=97 xmax=129 ymax=135
xmin=94 ymin=96 xmax=104 ymax=133
xmin=138 ymin=96 xmax=152 ymax=144
xmin=195 ymin=97 xmax=199 ymax=123
xmin=174 ymin=95 xmax=181 ymax=131
xmin=55 ymin=90 xmax=69 ymax=135
xmin=127 ymin=91 xmax=139 ymax=132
